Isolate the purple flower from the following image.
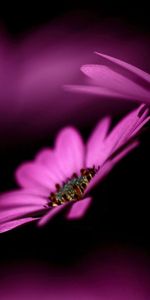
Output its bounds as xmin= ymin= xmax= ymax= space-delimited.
xmin=67 ymin=52 xmax=150 ymax=103
xmin=0 ymin=105 xmax=149 ymax=233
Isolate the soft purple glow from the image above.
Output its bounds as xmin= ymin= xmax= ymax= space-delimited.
xmin=1 ymin=20 xmax=150 ymax=148
xmin=0 ymin=104 xmax=149 ymax=233
xmin=67 ymin=52 xmax=150 ymax=103
xmin=0 ymin=248 xmax=149 ymax=299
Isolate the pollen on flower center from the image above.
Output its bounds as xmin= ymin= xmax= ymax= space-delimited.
xmin=48 ymin=166 xmax=99 ymax=207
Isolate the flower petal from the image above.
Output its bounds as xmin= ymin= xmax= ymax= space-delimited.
xmin=35 ymin=148 xmax=65 ymax=183
xmin=95 ymin=52 xmax=150 ymax=83
xmin=130 ymin=116 xmax=150 ymax=138
xmin=65 ymin=84 xmax=129 ymax=99
xmin=111 ymin=140 xmax=139 ymax=164
xmin=15 ymin=162 xmax=56 ymax=192
xmin=86 ymin=117 xmax=111 ymax=167
xmin=38 ymin=203 xmax=69 ymax=226
xmin=0 ymin=218 xmax=36 ymax=233
xmin=35 ymin=148 xmax=54 ymax=166
xmin=55 ymin=127 xmax=85 ymax=179
xmin=80 ymin=65 xmax=150 ymax=102
xmin=86 ymin=140 xmax=139 ymax=193
xmin=0 ymin=190 xmax=47 ymax=207
xmin=66 ymin=197 xmax=92 ymax=220
xmin=87 ymin=105 xmax=148 ymax=168
xmin=107 ymin=104 xmax=148 ymax=152
xmin=0 ymin=205 xmax=45 ymax=224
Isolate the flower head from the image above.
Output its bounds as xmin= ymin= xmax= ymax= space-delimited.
xmin=66 ymin=52 xmax=150 ymax=104
xmin=0 ymin=105 xmax=149 ymax=233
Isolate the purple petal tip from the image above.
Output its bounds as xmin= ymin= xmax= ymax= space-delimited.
xmin=138 ymin=104 xmax=149 ymax=118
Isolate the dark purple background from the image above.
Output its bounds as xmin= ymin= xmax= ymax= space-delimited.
xmin=0 ymin=1 xmax=150 ymax=287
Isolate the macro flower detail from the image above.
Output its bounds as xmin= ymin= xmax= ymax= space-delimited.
xmin=0 ymin=104 xmax=149 ymax=233
xmin=49 ymin=166 xmax=100 ymax=207
xmin=66 ymin=52 xmax=150 ymax=103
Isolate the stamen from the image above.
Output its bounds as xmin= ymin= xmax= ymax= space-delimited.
xmin=55 ymin=183 xmax=60 ymax=191
xmin=49 ymin=166 xmax=100 ymax=207
xmin=72 ymin=173 xmax=78 ymax=178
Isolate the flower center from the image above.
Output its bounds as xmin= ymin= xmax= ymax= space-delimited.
xmin=49 ymin=166 xmax=99 ymax=207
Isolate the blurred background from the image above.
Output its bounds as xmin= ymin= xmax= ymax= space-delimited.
xmin=0 ymin=1 xmax=150 ymax=299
